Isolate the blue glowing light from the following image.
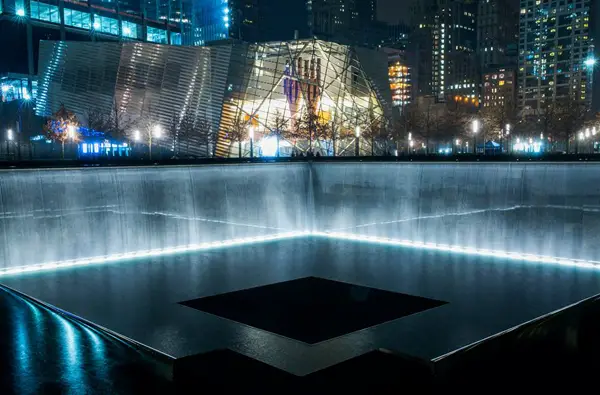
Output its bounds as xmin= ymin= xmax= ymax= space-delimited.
xmin=223 ymin=16 xmax=229 ymax=22
xmin=584 ymin=57 xmax=596 ymax=67
xmin=1 ymin=231 xmax=598 ymax=278
xmin=16 ymin=8 xmax=25 ymax=16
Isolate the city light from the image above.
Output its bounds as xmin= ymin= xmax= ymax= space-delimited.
xmin=153 ymin=124 xmax=162 ymax=138
xmin=67 ymin=125 xmax=76 ymax=140
xmin=585 ymin=128 xmax=590 ymax=138
xmin=0 ymin=231 xmax=309 ymax=277
xmin=2 ymin=230 xmax=598 ymax=277
xmin=133 ymin=130 xmax=141 ymax=142
xmin=355 ymin=126 xmax=361 ymax=138
xmin=505 ymin=124 xmax=510 ymax=135
xmin=1 ymin=85 xmax=9 ymax=93
xmin=579 ymin=132 xmax=585 ymax=140
xmin=584 ymin=57 xmax=596 ymax=67
xmin=16 ymin=9 xmax=25 ymax=16
xmin=593 ymin=127 xmax=597 ymax=136
xmin=7 ymin=129 xmax=13 ymax=141
xmin=316 ymin=232 xmax=600 ymax=270
xmin=455 ymin=139 xmax=460 ymax=145
xmin=123 ymin=27 xmax=132 ymax=35
xmin=93 ymin=21 xmax=101 ymax=30
xmin=472 ymin=119 xmax=479 ymax=134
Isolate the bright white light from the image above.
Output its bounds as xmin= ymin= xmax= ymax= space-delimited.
xmin=593 ymin=127 xmax=597 ymax=136
xmin=93 ymin=21 xmax=101 ymax=29
xmin=133 ymin=130 xmax=141 ymax=141
xmin=153 ymin=124 xmax=162 ymax=138
xmin=7 ymin=129 xmax=13 ymax=141
xmin=584 ymin=58 xmax=596 ymax=67
xmin=408 ymin=132 xmax=412 ymax=141
xmin=0 ymin=232 xmax=306 ymax=277
xmin=472 ymin=119 xmax=479 ymax=134
xmin=355 ymin=126 xmax=361 ymax=138
xmin=455 ymin=139 xmax=460 ymax=145
xmin=123 ymin=27 xmax=132 ymax=35
xmin=249 ymin=126 xmax=254 ymax=140
xmin=540 ymin=133 xmax=543 ymax=139
xmin=409 ymin=140 xmax=414 ymax=147
xmin=223 ymin=16 xmax=229 ymax=22
xmin=260 ymin=136 xmax=278 ymax=157
xmin=1 ymin=85 xmax=9 ymax=93
xmin=315 ymin=232 xmax=600 ymax=270
xmin=585 ymin=128 xmax=590 ymax=138
xmin=2 ymin=230 xmax=598 ymax=277
xmin=16 ymin=8 xmax=25 ymax=16
xmin=505 ymin=124 xmax=510 ymax=135
xmin=516 ymin=137 xmax=520 ymax=144
xmin=579 ymin=132 xmax=585 ymax=140
xmin=67 ymin=125 xmax=76 ymax=139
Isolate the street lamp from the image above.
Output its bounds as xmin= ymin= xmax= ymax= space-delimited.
xmin=133 ymin=130 xmax=141 ymax=142
xmin=585 ymin=128 xmax=590 ymax=138
xmin=355 ymin=126 xmax=361 ymax=156
xmin=153 ymin=124 xmax=162 ymax=138
xmin=472 ymin=119 xmax=479 ymax=154
xmin=584 ymin=57 xmax=596 ymax=67
xmin=249 ymin=126 xmax=255 ymax=158
xmin=6 ymin=128 xmax=12 ymax=157
xmin=67 ymin=125 xmax=76 ymax=140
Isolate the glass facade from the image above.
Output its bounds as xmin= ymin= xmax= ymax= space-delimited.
xmin=518 ymin=0 xmax=594 ymax=110
xmin=36 ymin=39 xmax=392 ymax=158
xmin=64 ymin=9 xmax=91 ymax=30
xmin=30 ymin=1 xmax=60 ymax=23
xmin=93 ymin=14 xmax=119 ymax=35
xmin=217 ymin=40 xmax=390 ymax=157
xmin=147 ymin=26 xmax=168 ymax=43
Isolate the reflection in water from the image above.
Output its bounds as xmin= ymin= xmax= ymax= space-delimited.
xmin=0 ymin=287 xmax=170 ymax=394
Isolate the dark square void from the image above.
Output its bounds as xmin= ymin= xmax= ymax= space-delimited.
xmin=180 ymin=276 xmax=447 ymax=344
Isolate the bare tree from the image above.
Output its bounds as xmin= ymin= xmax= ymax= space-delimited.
xmin=267 ymin=110 xmax=289 ymax=157
xmin=359 ymin=109 xmax=386 ymax=156
xmin=196 ymin=117 xmax=214 ymax=158
xmin=225 ymin=116 xmax=248 ymax=158
xmin=43 ymin=103 xmax=80 ymax=159
xmin=554 ymin=98 xmax=589 ymax=153
xmin=136 ymin=115 xmax=162 ymax=160
xmin=294 ymin=107 xmax=320 ymax=153
xmin=84 ymin=107 xmax=109 ymax=132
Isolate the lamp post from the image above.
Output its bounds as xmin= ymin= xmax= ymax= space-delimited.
xmin=455 ymin=139 xmax=461 ymax=154
xmin=505 ymin=124 xmax=511 ymax=154
xmin=355 ymin=126 xmax=361 ymax=156
xmin=472 ymin=119 xmax=479 ymax=154
xmin=152 ymin=124 xmax=162 ymax=159
xmin=249 ymin=126 xmax=254 ymax=158
xmin=6 ymin=128 xmax=13 ymax=157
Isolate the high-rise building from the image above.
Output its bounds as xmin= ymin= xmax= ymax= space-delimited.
xmin=482 ymin=67 xmax=516 ymax=108
xmin=193 ymin=0 xmax=309 ymax=45
xmin=477 ymin=0 xmax=519 ymax=71
xmin=0 ymin=0 xmax=189 ymax=102
xmin=410 ymin=0 xmax=479 ymax=103
xmin=309 ymin=0 xmax=377 ymax=45
xmin=432 ymin=0 xmax=478 ymax=102
xmin=384 ymin=48 xmax=412 ymax=110
xmin=518 ymin=0 xmax=596 ymax=111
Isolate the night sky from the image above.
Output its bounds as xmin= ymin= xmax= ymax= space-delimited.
xmin=377 ymin=0 xmax=409 ymax=25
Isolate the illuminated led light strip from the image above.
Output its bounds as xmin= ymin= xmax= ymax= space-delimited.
xmin=2 ymin=230 xmax=599 ymax=277
xmin=314 ymin=232 xmax=600 ymax=270
xmin=0 ymin=231 xmax=309 ymax=277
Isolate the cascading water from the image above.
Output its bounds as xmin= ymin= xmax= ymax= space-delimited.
xmin=1 ymin=162 xmax=599 ymax=270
